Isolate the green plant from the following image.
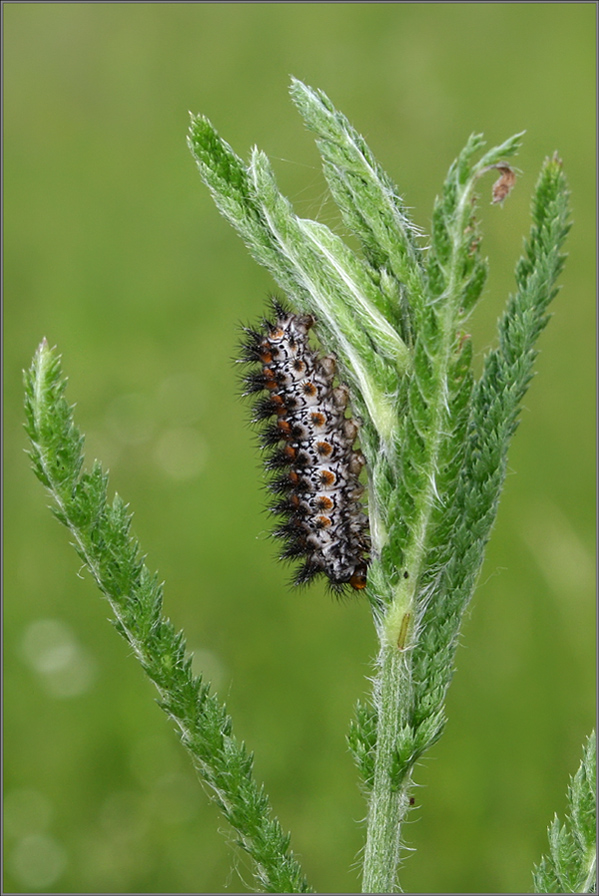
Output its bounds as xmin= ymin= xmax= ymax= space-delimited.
xmin=534 ymin=732 xmax=596 ymax=895
xmin=24 ymin=341 xmax=312 ymax=895
xmin=25 ymin=80 xmax=593 ymax=893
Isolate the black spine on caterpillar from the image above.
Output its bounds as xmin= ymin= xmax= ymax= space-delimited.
xmin=239 ymin=298 xmax=370 ymax=593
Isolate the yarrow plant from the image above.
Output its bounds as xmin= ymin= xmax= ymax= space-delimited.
xmin=25 ymin=80 xmax=594 ymax=893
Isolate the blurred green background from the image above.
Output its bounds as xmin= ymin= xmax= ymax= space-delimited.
xmin=4 ymin=4 xmax=595 ymax=893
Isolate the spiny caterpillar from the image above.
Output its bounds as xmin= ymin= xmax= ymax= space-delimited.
xmin=239 ymin=299 xmax=369 ymax=593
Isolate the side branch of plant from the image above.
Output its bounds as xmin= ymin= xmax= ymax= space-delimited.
xmin=24 ymin=342 xmax=313 ymax=895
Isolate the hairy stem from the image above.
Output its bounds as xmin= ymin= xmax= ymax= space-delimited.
xmin=362 ymin=646 xmax=413 ymax=892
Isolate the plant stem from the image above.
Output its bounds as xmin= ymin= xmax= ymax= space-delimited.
xmin=362 ymin=645 xmax=413 ymax=893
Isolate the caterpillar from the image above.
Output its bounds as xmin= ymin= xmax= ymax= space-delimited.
xmin=239 ymin=299 xmax=369 ymax=593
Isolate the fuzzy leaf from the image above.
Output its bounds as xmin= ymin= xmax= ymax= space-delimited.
xmin=24 ymin=341 xmax=312 ymax=895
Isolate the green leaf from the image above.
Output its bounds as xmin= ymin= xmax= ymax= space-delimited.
xmin=24 ymin=340 xmax=313 ymax=895
xmin=533 ymin=732 xmax=596 ymax=894
xmin=289 ymin=78 xmax=426 ymax=336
